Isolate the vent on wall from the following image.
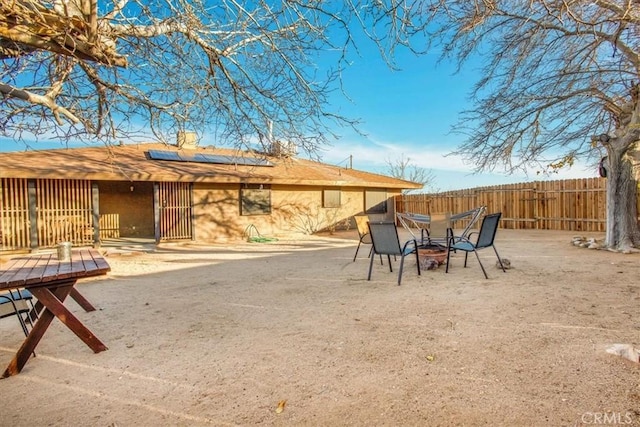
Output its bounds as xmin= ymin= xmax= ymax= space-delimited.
xmin=269 ymin=141 xmax=297 ymax=158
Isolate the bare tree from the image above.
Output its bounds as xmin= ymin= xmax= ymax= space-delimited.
xmin=0 ymin=0 xmax=428 ymax=153
xmin=385 ymin=154 xmax=437 ymax=194
xmin=422 ymin=0 xmax=640 ymax=250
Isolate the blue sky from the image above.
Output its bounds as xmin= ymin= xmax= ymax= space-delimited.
xmin=0 ymin=30 xmax=598 ymax=192
xmin=313 ymin=42 xmax=598 ymax=191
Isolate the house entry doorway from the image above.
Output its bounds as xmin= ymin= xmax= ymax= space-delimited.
xmin=154 ymin=182 xmax=193 ymax=242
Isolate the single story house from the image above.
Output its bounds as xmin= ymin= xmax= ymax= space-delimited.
xmin=0 ymin=139 xmax=421 ymax=252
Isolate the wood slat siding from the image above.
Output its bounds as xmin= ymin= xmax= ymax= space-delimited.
xmin=99 ymin=213 xmax=120 ymax=239
xmin=0 ymin=178 xmax=31 ymax=250
xmin=158 ymin=182 xmax=193 ymax=241
xmin=36 ymin=179 xmax=94 ymax=247
xmin=396 ymin=178 xmax=640 ymax=232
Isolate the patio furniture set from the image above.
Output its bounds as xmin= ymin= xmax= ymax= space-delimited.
xmin=354 ymin=206 xmax=507 ymax=285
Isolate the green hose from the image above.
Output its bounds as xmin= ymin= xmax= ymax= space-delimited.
xmin=243 ymin=224 xmax=278 ymax=243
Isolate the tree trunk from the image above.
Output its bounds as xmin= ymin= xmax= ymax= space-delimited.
xmin=604 ymin=143 xmax=640 ymax=251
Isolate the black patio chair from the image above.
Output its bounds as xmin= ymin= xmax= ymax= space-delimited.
xmin=445 ymin=212 xmax=506 ymax=279
xmin=367 ymin=221 xmax=420 ymax=285
xmin=0 ymin=289 xmax=37 ymax=338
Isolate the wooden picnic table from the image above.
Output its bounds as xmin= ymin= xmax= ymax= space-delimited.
xmin=0 ymin=248 xmax=110 ymax=378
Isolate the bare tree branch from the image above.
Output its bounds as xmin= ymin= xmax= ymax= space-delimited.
xmin=0 ymin=81 xmax=80 ymax=124
xmin=0 ymin=0 xmax=429 ymax=154
xmin=386 ymin=154 xmax=437 ymax=194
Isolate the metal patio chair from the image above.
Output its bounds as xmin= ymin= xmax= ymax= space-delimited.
xmin=353 ymin=215 xmax=374 ymax=262
xmin=453 ymin=206 xmax=487 ymax=241
xmin=396 ymin=212 xmax=429 ymax=243
xmin=367 ymin=221 xmax=421 ymax=285
xmin=0 ymin=289 xmax=37 ymax=338
xmin=445 ymin=212 xmax=506 ymax=279
xmin=396 ymin=206 xmax=487 ymax=246
xmin=423 ymin=212 xmax=452 ymax=248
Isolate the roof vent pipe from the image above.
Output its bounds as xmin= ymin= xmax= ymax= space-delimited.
xmin=177 ymin=131 xmax=198 ymax=149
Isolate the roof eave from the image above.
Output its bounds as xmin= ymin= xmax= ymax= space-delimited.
xmin=0 ymin=169 xmax=420 ymax=189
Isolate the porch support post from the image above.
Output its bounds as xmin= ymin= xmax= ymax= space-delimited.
xmin=28 ymin=179 xmax=38 ymax=251
xmin=153 ymin=182 xmax=160 ymax=244
xmin=91 ymin=182 xmax=100 ymax=248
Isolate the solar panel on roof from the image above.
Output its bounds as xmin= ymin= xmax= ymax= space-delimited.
xmin=193 ymin=153 xmax=231 ymax=164
xmin=147 ymin=150 xmax=273 ymax=167
xmin=178 ymin=152 xmax=198 ymax=162
xmin=195 ymin=153 xmax=271 ymax=166
xmin=148 ymin=150 xmax=182 ymax=161
xmin=239 ymin=157 xmax=272 ymax=166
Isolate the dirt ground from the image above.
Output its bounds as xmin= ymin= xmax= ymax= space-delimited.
xmin=0 ymin=229 xmax=638 ymax=426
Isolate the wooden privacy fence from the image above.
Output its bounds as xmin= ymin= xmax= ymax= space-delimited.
xmin=395 ymin=178 xmax=640 ymax=232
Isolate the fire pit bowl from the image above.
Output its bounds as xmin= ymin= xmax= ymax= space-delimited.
xmin=417 ymin=245 xmax=448 ymax=266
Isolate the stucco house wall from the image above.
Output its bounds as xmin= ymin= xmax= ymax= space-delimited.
xmin=192 ymin=184 xmax=401 ymax=242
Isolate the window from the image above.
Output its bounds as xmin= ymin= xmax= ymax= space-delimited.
xmin=365 ymin=189 xmax=388 ymax=214
xmin=323 ymin=189 xmax=341 ymax=208
xmin=240 ymin=185 xmax=271 ymax=215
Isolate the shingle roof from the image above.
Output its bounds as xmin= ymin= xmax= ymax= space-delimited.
xmin=0 ymin=142 xmax=422 ymax=190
